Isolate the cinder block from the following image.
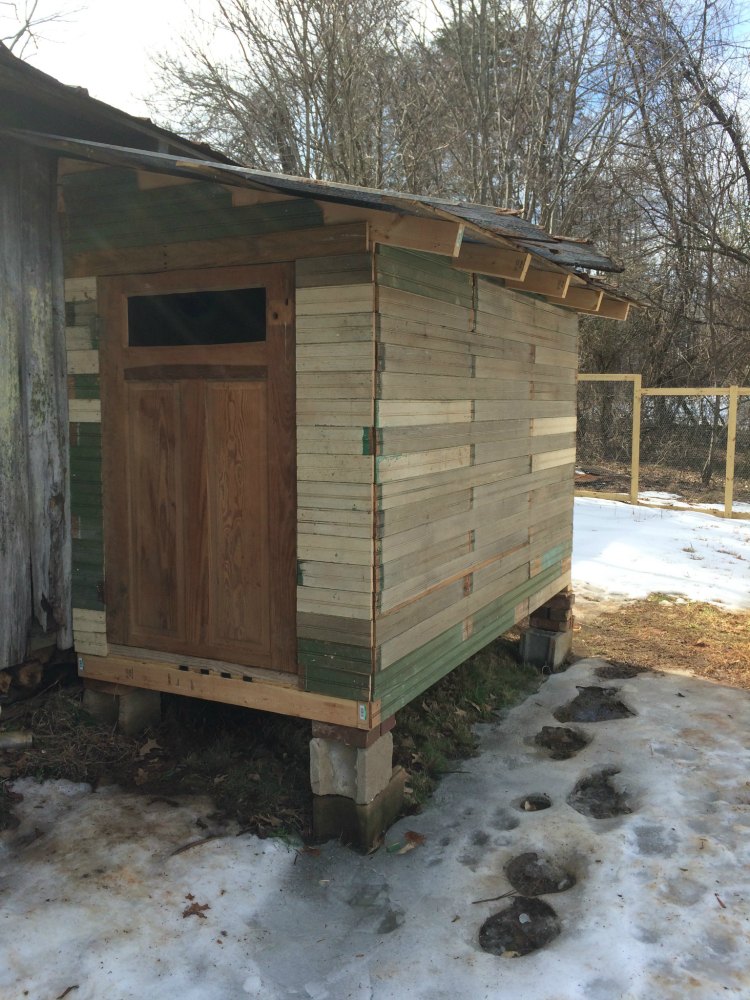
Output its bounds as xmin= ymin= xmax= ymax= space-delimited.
xmin=548 ymin=608 xmax=573 ymax=623
xmin=545 ymin=592 xmax=576 ymax=610
xmin=117 ymin=688 xmax=162 ymax=736
xmin=82 ymin=687 xmax=119 ymax=728
xmin=529 ymin=616 xmax=573 ymax=633
xmin=311 ymin=715 xmax=397 ymax=749
xmin=520 ymin=627 xmax=573 ymax=671
xmin=313 ymin=767 xmax=407 ymax=851
xmin=310 ymin=731 xmax=393 ymax=804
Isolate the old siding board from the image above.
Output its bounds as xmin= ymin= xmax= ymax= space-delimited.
xmin=373 ymin=564 xmax=570 ymax=717
xmin=296 ymin=263 xmax=377 ymax=695
xmin=69 ymin=420 xmax=104 ymax=612
xmin=0 ymin=144 xmax=32 ymax=666
xmin=0 ymin=142 xmax=72 ymax=668
xmin=373 ymin=250 xmax=578 ymax=705
xmin=62 ymin=171 xmax=324 ymax=253
xmin=67 ymin=278 xmax=105 ymax=633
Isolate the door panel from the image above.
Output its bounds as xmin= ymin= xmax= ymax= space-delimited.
xmin=127 ymin=382 xmax=184 ymax=641
xmin=206 ymin=381 xmax=270 ymax=655
xmin=100 ymin=264 xmax=296 ymax=673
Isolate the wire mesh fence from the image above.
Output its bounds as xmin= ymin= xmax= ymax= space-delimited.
xmin=577 ymin=379 xmax=634 ymax=464
xmin=737 ymin=394 xmax=750 ymax=489
xmin=576 ymin=376 xmax=750 ymax=518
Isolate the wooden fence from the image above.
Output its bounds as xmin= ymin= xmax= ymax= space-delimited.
xmin=576 ymin=375 xmax=750 ymax=520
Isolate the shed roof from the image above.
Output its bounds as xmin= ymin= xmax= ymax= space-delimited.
xmin=1 ymin=46 xmax=634 ymax=314
xmin=4 ymin=122 xmax=636 ymax=316
xmin=0 ymin=43 xmax=232 ymax=162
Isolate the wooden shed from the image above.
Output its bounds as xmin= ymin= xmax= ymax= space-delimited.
xmin=25 ymin=135 xmax=631 ymax=717
xmin=2 ymin=93 xmax=630 ymax=838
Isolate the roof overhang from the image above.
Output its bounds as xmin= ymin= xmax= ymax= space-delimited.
xmin=2 ymin=127 xmax=638 ymax=320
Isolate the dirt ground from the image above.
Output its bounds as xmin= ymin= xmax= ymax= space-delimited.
xmin=2 ymin=596 xmax=748 ymax=835
xmin=0 ymin=639 xmax=536 ymax=837
xmin=576 ymin=459 xmax=750 ymax=506
xmin=574 ymin=595 xmax=750 ymax=690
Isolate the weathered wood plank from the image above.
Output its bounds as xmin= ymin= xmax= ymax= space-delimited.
xmin=1 ymin=143 xmax=72 ymax=668
xmin=296 ymin=253 xmax=373 ymax=287
xmin=372 ymin=564 xmax=569 ymax=717
xmin=0 ymin=144 xmax=32 ymax=666
xmin=376 ymin=399 xmax=473 ymax=427
xmin=373 ymin=253 xmax=578 ymax=707
xmin=378 ymin=419 xmax=528 ymax=455
xmin=78 ymin=653 xmax=378 ymax=726
xmin=65 ymin=223 xmax=369 ymax=277
xmin=295 ymin=257 xmax=376 ymax=676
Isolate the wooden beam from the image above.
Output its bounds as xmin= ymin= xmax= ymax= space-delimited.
xmin=641 ymin=387 xmax=732 ymax=397
xmin=506 ymin=270 xmax=571 ymax=298
xmin=575 ymin=296 xmax=631 ymax=321
xmin=64 ymin=222 xmax=370 ymax=277
xmin=77 ymin=653 xmax=381 ymax=729
xmin=136 ymin=171 xmax=196 ymax=191
xmin=370 ymin=216 xmax=464 ymax=257
xmin=453 ymin=243 xmax=531 ymax=281
xmin=320 ymin=201 xmax=464 ymax=256
xmin=229 ymin=187 xmax=298 ymax=206
xmin=547 ymin=286 xmax=604 ymax=312
xmin=630 ymin=374 xmax=642 ymax=504
xmin=724 ymin=385 xmax=739 ymax=518
xmin=58 ymin=157 xmax=107 ymax=177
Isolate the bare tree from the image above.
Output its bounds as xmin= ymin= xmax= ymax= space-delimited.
xmin=1 ymin=0 xmax=79 ymax=57
xmin=152 ymin=0 xmax=423 ymax=186
xmin=149 ymin=0 xmax=750 ymax=401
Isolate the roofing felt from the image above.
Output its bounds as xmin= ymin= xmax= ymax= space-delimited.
xmin=4 ymin=126 xmax=624 ymax=277
xmin=0 ymin=43 xmax=233 ymax=163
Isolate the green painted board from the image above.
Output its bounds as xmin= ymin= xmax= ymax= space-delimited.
xmin=62 ymin=172 xmax=323 ymax=253
xmin=71 ymin=581 xmax=104 ymax=612
xmin=298 ymin=637 xmax=372 ymax=666
xmin=376 ymin=246 xmax=473 ymax=307
xmin=299 ymin=650 xmax=373 ymax=676
xmin=372 ymin=560 xmax=565 ymax=714
xmin=304 ymin=666 xmax=371 ymax=701
xmin=67 ymin=374 xmax=100 ymax=399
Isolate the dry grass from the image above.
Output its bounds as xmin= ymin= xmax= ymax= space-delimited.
xmin=576 ymin=459 xmax=750 ymax=506
xmin=575 ymin=596 xmax=750 ymax=689
xmin=0 ymin=638 xmax=541 ymax=836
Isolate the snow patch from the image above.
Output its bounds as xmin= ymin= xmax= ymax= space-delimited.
xmin=573 ymin=497 xmax=750 ymax=608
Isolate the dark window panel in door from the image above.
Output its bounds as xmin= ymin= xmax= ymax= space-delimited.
xmin=128 ymin=287 xmax=267 ymax=347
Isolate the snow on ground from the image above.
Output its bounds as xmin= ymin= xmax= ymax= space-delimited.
xmin=2 ymin=659 xmax=750 ymax=999
xmin=573 ymin=497 xmax=750 ymax=609
xmin=2 ymin=498 xmax=749 ymax=999
xmin=638 ymin=491 xmax=750 ymax=516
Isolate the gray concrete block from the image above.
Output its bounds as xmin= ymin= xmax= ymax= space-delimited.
xmin=313 ymin=767 xmax=407 ymax=851
xmin=520 ymin=627 xmax=573 ymax=671
xmin=117 ymin=688 xmax=162 ymax=736
xmin=310 ymin=731 xmax=393 ymax=804
xmin=82 ymin=687 xmax=119 ymax=728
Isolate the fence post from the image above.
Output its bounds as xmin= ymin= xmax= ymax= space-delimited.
xmin=724 ymin=385 xmax=739 ymax=518
xmin=630 ymin=375 xmax=642 ymax=505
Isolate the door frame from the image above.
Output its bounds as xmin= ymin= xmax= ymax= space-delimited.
xmin=98 ymin=263 xmax=297 ymax=674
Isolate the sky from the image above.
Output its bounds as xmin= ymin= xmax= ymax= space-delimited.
xmin=6 ymin=0 xmax=750 ymax=125
xmin=0 ymin=0 xmax=215 ymax=118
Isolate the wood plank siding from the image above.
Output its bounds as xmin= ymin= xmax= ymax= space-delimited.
xmin=295 ymin=255 xmax=376 ymax=703
xmin=66 ymin=276 xmax=107 ymax=657
xmin=0 ymin=141 xmax=71 ymax=668
xmin=370 ymin=248 xmax=575 ymax=718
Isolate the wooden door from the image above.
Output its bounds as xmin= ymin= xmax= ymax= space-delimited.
xmin=99 ymin=265 xmax=296 ymax=673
